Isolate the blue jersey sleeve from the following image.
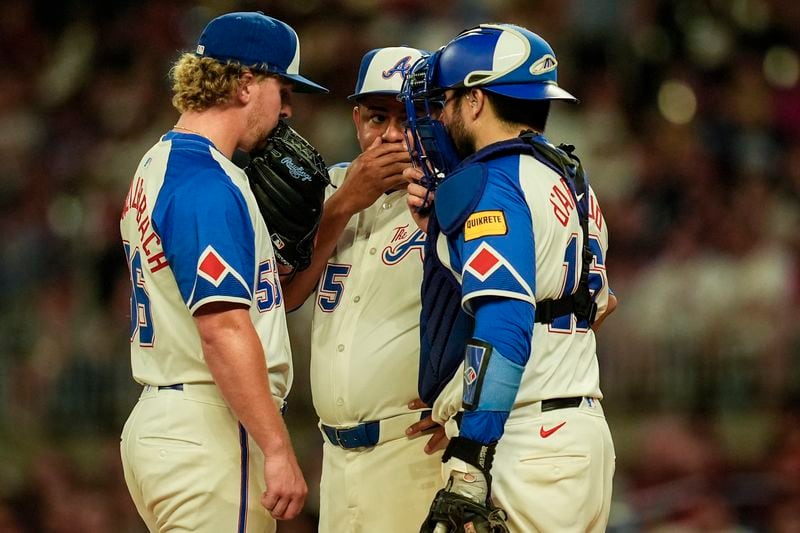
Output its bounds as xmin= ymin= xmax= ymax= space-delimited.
xmin=454 ymin=159 xmax=537 ymax=445
xmin=459 ymin=163 xmax=535 ymax=314
xmin=473 ymin=297 xmax=533 ymax=367
xmin=459 ymin=297 xmax=534 ymax=444
xmin=154 ymin=166 xmax=256 ymax=312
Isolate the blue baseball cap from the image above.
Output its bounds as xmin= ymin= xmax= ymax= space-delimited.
xmin=196 ymin=12 xmax=328 ymax=93
xmin=348 ymin=46 xmax=426 ymax=101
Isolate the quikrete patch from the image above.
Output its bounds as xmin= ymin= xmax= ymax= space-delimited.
xmin=464 ymin=210 xmax=508 ymax=241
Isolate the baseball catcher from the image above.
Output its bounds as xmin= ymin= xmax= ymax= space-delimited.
xmin=402 ymin=22 xmax=617 ymax=533
xmin=246 ymin=120 xmax=331 ymax=271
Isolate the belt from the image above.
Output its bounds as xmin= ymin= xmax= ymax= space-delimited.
xmin=146 ymin=384 xmax=287 ymax=415
xmin=454 ymin=397 xmax=592 ymax=428
xmin=322 ymin=410 xmax=432 ymax=449
xmin=541 ymin=396 xmax=584 ymax=412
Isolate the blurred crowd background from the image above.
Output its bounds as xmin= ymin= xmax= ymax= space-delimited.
xmin=1 ymin=0 xmax=799 ymax=531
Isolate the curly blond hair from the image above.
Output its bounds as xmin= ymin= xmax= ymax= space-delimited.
xmin=170 ymin=53 xmax=270 ymax=113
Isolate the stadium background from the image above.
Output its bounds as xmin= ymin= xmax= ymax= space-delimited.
xmin=0 ymin=0 xmax=799 ymax=530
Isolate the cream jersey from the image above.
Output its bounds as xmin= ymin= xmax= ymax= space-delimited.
xmin=119 ymin=131 xmax=292 ymax=399
xmin=310 ymin=164 xmax=426 ymax=425
xmin=518 ymin=179 xmax=608 ymax=403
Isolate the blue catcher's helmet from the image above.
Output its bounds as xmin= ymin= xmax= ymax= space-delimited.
xmin=400 ymin=23 xmax=576 ymax=190
xmin=432 ymin=23 xmax=577 ymax=101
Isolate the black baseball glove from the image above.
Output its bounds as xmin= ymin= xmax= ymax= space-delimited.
xmin=420 ymin=487 xmax=509 ymax=533
xmin=420 ymin=436 xmax=510 ymax=533
xmin=245 ymin=120 xmax=331 ymax=271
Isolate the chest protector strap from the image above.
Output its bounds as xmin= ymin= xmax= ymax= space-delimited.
xmin=522 ymin=133 xmax=596 ymax=325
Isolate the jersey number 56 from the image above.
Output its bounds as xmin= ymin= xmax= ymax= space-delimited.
xmin=124 ymin=243 xmax=154 ymax=347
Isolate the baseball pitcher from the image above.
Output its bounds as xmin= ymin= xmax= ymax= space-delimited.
xmin=119 ymin=12 xmax=327 ymax=532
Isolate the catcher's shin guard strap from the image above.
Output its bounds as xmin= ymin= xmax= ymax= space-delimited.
xmin=462 ymin=339 xmax=523 ymax=412
xmin=443 ymin=436 xmax=497 ymax=474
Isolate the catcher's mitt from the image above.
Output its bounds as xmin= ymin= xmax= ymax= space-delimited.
xmin=420 ymin=488 xmax=509 ymax=533
xmin=245 ymin=120 xmax=331 ymax=271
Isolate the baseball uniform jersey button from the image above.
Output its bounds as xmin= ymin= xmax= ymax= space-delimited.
xmin=337 ymin=344 xmax=345 ymax=352
xmin=369 ymin=247 xmax=377 ymax=255
xmin=336 ymin=398 xmax=344 ymax=405
xmin=353 ymin=296 xmax=361 ymax=303
xmin=382 ymin=201 xmax=391 ymax=209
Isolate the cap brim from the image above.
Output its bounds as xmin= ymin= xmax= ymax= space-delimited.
xmin=283 ymin=73 xmax=329 ymax=94
xmin=484 ymin=83 xmax=578 ymax=103
xmin=347 ymin=90 xmax=401 ymax=102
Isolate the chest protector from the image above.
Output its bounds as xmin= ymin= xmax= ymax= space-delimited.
xmin=418 ymin=132 xmax=596 ymax=405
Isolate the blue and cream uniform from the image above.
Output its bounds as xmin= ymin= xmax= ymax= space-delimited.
xmin=433 ymin=135 xmax=616 ymax=532
xmin=120 ymin=131 xmax=290 ymax=533
xmin=306 ymin=46 xmax=446 ymax=533
xmin=311 ymin=163 xmax=443 ymax=532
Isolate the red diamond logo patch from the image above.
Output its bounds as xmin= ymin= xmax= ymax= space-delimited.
xmin=468 ymin=248 xmax=500 ymax=277
xmin=199 ymin=249 xmax=226 ymax=282
xmin=465 ymin=366 xmax=477 ymax=384
xmin=464 ymin=243 xmax=505 ymax=281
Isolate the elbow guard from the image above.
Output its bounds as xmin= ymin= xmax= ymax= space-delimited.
xmin=462 ymin=338 xmax=524 ymax=412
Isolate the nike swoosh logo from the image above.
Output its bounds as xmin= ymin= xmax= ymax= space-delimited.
xmin=539 ymin=421 xmax=567 ymax=438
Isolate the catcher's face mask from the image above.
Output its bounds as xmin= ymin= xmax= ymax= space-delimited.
xmin=399 ymin=51 xmax=462 ymax=192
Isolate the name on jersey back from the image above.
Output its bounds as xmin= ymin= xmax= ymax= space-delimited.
xmin=121 ymin=175 xmax=169 ymax=273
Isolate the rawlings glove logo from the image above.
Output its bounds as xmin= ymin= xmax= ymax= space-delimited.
xmin=271 ymin=233 xmax=286 ymax=250
xmin=281 ymin=156 xmax=313 ymax=182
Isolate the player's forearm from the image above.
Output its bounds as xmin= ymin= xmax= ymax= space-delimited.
xmin=281 ymin=192 xmax=354 ymax=310
xmin=458 ymin=298 xmax=532 ymax=444
xmin=195 ymin=306 xmax=291 ymax=454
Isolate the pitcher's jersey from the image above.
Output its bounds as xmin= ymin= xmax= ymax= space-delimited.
xmin=310 ymin=164 xmax=426 ymax=425
xmin=120 ymin=131 xmax=292 ymax=399
xmin=439 ymin=151 xmax=609 ymax=403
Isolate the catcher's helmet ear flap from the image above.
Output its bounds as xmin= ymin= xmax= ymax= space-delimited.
xmin=432 ymin=24 xmax=577 ymax=102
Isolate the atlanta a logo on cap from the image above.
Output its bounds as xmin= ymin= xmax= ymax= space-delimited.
xmin=382 ymin=56 xmax=412 ymax=79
